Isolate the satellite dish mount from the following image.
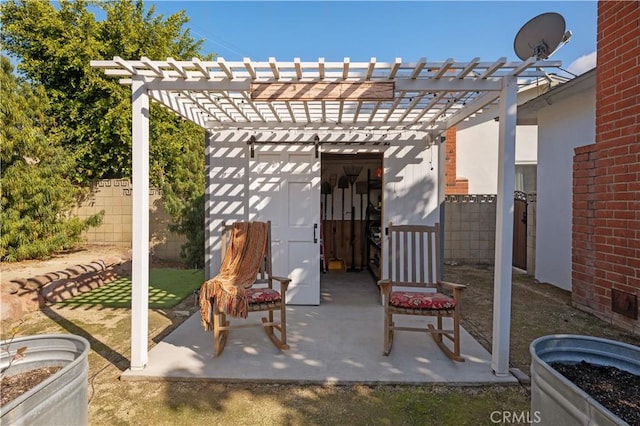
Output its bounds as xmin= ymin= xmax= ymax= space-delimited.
xmin=514 ymin=12 xmax=571 ymax=61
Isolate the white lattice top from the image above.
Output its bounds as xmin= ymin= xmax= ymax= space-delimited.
xmin=91 ymin=56 xmax=561 ymax=135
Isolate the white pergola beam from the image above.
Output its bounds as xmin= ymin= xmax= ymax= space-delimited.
xmin=192 ymin=57 xmax=211 ymax=79
xmin=388 ymin=57 xmax=402 ymax=79
xmin=342 ymin=58 xmax=350 ymax=80
xmin=294 ymin=58 xmax=303 ymax=80
xmin=148 ymin=89 xmax=207 ymax=127
xmin=439 ymin=92 xmax=501 ymax=131
xmin=433 ymin=58 xmax=455 ymax=79
xmin=217 ymin=57 xmax=234 ymax=80
xmin=243 ymin=57 xmax=257 ymax=79
xmin=395 ymin=78 xmax=501 ymax=92
xmin=144 ymin=79 xmax=251 ymax=91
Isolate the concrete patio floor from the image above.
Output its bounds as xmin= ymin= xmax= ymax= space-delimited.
xmin=121 ymin=270 xmax=518 ymax=385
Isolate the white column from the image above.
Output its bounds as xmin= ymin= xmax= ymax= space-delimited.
xmin=131 ymin=76 xmax=149 ymax=370
xmin=492 ymin=76 xmax=517 ymax=376
xmin=204 ymin=131 xmax=214 ymax=280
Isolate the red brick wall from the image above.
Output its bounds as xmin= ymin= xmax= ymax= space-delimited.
xmin=444 ymin=127 xmax=469 ymax=195
xmin=572 ymin=1 xmax=640 ymax=333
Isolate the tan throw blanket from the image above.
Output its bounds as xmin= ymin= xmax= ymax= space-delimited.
xmin=199 ymin=221 xmax=268 ymax=330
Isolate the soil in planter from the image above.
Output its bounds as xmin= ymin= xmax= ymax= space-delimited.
xmin=550 ymin=361 xmax=640 ymax=426
xmin=0 ymin=366 xmax=62 ymax=407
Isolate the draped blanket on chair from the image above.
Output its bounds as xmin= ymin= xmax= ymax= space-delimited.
xmin=199 ymin=222 xmax=268 ymax=330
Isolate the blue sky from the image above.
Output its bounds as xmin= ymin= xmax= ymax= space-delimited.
xmin=148 ymin=1 xmax=598 ymax=76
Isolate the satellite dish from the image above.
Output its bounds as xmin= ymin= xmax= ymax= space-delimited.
xmin=514 ymin=12 xmax=571 ymax=60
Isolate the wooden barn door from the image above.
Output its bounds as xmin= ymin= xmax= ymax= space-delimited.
xmin=249 ymin=145 xmax=320 ymax=305
xmin=512 ymin=191 xmax=527 ymax=270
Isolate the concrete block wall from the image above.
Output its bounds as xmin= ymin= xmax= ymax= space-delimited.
xmin=74 ymin=179 xmax=185 ymax=261
xmin=444 ymin=193 xmax=537 ymax=269
xmin=443 ymin=195 xmax=497 ymax=264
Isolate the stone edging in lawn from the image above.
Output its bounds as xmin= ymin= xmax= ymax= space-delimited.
xmin=1 ymin=259 xmax=131 ymax=323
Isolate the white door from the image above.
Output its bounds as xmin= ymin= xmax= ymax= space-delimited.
xmin=381 ymin=141 xmax=441 ymax=281
xmin=249 ymin=145 xmax=320 ymax=305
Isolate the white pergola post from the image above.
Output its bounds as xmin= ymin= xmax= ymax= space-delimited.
xmin=131 ymin=76 xmax=150 ymax=370
xmin=491 ymin=75 xmax=518 ymax=376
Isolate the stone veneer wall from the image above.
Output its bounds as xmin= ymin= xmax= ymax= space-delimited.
xmin=74 ymin=179 xmax=185 ymax=261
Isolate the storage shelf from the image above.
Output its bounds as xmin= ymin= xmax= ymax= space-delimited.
xmin=365 ymin=168 xmax=382 ymax=282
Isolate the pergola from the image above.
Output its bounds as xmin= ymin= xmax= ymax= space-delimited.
xmin=91 ymin=55 xmax=561 ymax=376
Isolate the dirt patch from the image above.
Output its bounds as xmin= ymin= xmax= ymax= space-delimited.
xmin=1 ymin=366 xmax=62 ymax=406
xmin=2 ymin=248 xmax=640 ymax=425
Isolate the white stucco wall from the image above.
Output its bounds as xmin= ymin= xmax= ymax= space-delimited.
xmin=456 ymin=121 xmax=538 ymax=194
xmin=205 ymin=131 xmax=442 ymax=282
xmin=535 ymin=87 xmax=596 ymax=291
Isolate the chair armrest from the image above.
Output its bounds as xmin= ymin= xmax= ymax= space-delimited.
xmin=270 ymin=275 xmax=291 ymax=291
xmin=377 ymin=279 xmax=392 ymax=296
xmin=439 ymin=280 xmax=465 ymax=299
xmin=439 ymin=280 xmax=466 ymax=290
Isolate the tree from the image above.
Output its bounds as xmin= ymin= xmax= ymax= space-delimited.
xmin=0 ymin=0 xmax=206 ymax=183
xmin=1 ymin=0 xmax=208 ymax=265
xmin=0 ymin=56 xmax=103 ymax=261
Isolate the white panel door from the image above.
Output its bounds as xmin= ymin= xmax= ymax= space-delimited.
xmin=250 ymin=145 xmax=320 ymax=305
xmin=381 ymin=142 xmax=440 ymax=283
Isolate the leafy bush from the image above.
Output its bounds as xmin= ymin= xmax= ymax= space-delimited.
xmin=0 ymin=56 xmax=103 ymax=261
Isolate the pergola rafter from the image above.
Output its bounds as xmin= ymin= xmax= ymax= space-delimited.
xmin=92 ymin=56 xmax=560 ymax=137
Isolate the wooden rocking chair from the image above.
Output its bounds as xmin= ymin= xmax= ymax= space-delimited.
xmin=201 ymin=221 xmax=290 ymax=357
xmin=377 ymin=223 xmax=466 ymax=362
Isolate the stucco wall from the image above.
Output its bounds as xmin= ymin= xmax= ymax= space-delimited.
xmin=535 ymin=86 xmax=596 ymax=290
xmin=456 ymin=121 xmax=538 ymax=194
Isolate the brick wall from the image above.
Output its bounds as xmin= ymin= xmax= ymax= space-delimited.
xmin=444 ymin=127 xmax=469 ymax=194
xmin=571 ymin=1 xmax=640 ymax=334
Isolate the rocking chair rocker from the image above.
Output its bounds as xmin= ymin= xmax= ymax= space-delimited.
xmin=378 ymin=223 xmax=466 ymax=362
xmin=199 ymin=221 xmax=290 ymax=357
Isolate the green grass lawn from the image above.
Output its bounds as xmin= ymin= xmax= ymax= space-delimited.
xmin=60 ymin=268 xmax=204 ymax=309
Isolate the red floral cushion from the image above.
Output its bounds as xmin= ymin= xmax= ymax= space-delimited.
xmin=246 ymin=288 xmax=281 ymax=304
xmin=389 ymin=291 xmax=456 ymax=310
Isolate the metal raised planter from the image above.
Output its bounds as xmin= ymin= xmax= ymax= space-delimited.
xmin=530 ymin=334 xmax=640 ymax=426
xmin=1 ymin=334 xmax=90 ymax=426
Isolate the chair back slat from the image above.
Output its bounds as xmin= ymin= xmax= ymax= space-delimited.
xmin=221 ymin=221 xmax=272 ymax=284
xmin=386 ymin=222 xmax=440 ymax=288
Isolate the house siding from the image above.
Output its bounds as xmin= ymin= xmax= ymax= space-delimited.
xmin=536 ymin=87 xmax=596 ymax=290
xmin=571 ymin=1 xmax=640 ymax=334
xmin=457 ymin=121 xmax=537 ymax=194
